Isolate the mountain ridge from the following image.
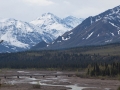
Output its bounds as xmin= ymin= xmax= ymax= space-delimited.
xmin=0 ymin=13 xmax=82 ymax=53
xmin=30 ymin=13 xmax=83 ymax=38
xmin=0 ymin=18 xmax=55 ymax=52
xmin=33 ymin=5 xmax=120 ymax=50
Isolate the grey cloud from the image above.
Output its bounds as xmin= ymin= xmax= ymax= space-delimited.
xmin=0 ymin=0 xmax=120 ymax=21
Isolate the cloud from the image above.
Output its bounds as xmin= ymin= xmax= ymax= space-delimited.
xmin=0 ymin=0 xmax=120 ymax=21
xmin=63 ymin=1 xmax=71 ymax=5
xmin=24 ymin=0 xmax=55 ymax=6
xmin=73 ymin=7 xmax=104 ymax=18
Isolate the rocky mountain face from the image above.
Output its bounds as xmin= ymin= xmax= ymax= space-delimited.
xmin=0 ymin=13 xmax=82 ymax=52
xmin=34 ymin=5 xmax=120 ymax=50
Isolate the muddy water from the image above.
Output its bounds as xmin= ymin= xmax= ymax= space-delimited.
xmin=29 ymin=81 xmax=90 ymax=90
xmin=3 ymin=71 xmax=113 ymax=90
xmin=7 ymin=76 xmax=91 ymax=90
xmin=4 ymin=71 xmax=93 ymax=90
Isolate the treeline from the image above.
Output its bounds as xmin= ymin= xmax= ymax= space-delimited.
xmin=87 ymin=62 xmax=120 ymax=76
xmin=0 ymin=52 xmax=92 ymax=69
xmin=0 ymin=50 xmax=120 ymax=69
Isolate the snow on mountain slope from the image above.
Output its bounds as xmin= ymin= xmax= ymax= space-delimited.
xmin=63 ymin=16 xmax=84 ymax=28
xmin=30 ymin=13 xmax=83 ymax=38
xmin=33 ymin=5 xmax=120 ymax=50
xmin=0 ymin=13 xmax=83 ymax=52
xmin=89 ymin=5 xmax=120 ymax=26
xmin=0 ymin=18 xmax=54 ymax=52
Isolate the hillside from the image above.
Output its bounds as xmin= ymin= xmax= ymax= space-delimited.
xmin=34 ymin=5 xmax=120 ymax=50
xmin=0 ymin=43 xmax=120 ymax=69
xmin=66 ymin=43 xmax=120 ymax=56
xmin=0 ymin=13 xmax=83 ymax=53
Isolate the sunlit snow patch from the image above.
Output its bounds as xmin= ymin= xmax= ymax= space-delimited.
xmin=86 ymin=32 xmax=94 ymax=39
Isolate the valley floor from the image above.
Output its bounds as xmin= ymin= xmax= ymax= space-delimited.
xmin=0 ymin=70 xmax=119 ymax=90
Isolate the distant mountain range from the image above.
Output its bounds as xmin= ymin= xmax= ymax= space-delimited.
xmin=0 ymin=13 xmax=83 ymax=52
xmin=30 ymin=13 xmax=83 ymax=38
xmin=32 ymin=5 xmax=120 ymax=50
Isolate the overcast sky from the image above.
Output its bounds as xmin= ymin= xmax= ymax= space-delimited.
xmin=0 ymin=0 xmax=120 ymax=22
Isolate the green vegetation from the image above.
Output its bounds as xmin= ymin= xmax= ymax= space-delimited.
xmin=0 ymin=43 xmax=120 ymax=75
xmin=117 ymin=86 xmax=120 ymax=90
xmin=67 ymin=43 xmax=120 ymax=56
xmin=87 ymin=62 xmax=120 ymax=77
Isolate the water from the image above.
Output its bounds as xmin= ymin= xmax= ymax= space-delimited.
xmin=105 ymin=88 xmax=111 ymax=90
xmin=7 ymin=76 xmax=92 ymax=90
xmin=66 ymin=85 xmax=88 ymax=90
xmin=29 ymin=81 xmax=92 ymax=90
xmin=6 ymin=71 xmax=111 ymax=90
xmin=17 ymin=71 xmax=29 ymax=73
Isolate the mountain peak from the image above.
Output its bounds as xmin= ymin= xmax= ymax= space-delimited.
xmin=63 ymin=16 xmax=84 ymax=28
xmin=31 ymin=12 xmax=62 ymax=28
xmin=30 ymin=13 xmax=83 ymax=38
xmin=35 ymin=5 xmax=120 ymax=50
xmin=0 ymin=13 xmax=83 ymax=53
xmin=0 ymin=18 xmax=17 ymax=22
xmin=42 ymin=12 xmax=54 ymax=17
xmin=0 ymin=18 xmax=55 ymax=53
xmin=65 ymin=16 xmax=76 ymax=18
xmin=36 ymin=13 xmax=61 ymax=22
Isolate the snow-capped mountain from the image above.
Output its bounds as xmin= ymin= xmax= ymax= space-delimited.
xmin=32 ymin=5 xmax=120 ymax=50
xmin=30 ymin=13 xmax=83 ymax=38
xmin=0 ymin=18 xmax=55 ymax=52
xmin=63 ymin=16 xmax=84 ymax=28
xmin=0 ymin=13 xmax=82 ymax=52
